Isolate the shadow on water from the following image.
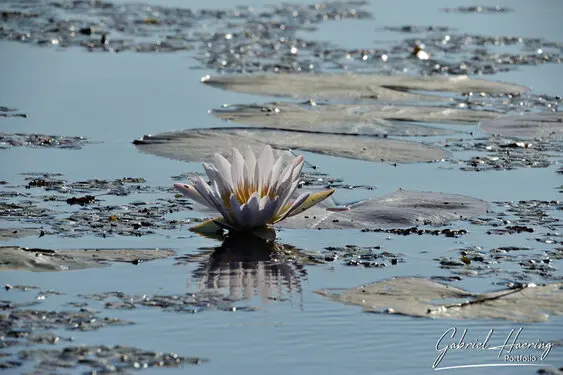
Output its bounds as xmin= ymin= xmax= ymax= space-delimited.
xmin=184 ymin=234 xmax=308 ymax=307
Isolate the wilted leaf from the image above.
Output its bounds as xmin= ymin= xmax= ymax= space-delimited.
xmin=133 ymin=127 xmax=446 ymax=164
xmin=0 ymin=246 xmax=175 ymax=272
xmin=480 ymin=111 xmax=563 ymax=139
xmin=213 ymin=102 xmax=499 ymax=136
xmin=202 ymin=73 xmax=527 ymax=102
xmin=316 ymin=277 xmax=563 ymax=322
xmin=0 ymin=228 xmax=39 ymax=241
xmin=281 ymin=190 xmax=488 ymax=229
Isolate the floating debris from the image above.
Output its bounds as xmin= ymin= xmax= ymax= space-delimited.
xmin=0 ymin=0 xmax=559 ymax=77
xmin=361 ymin=227 xmax=468 ymax=237
xmin=65 ymin=195 xmax=96 ymax=206
xmin=17 ymin=346 xmax=207 ymax=373
xmin=442 ymin=6 xmax=513 ymax=13
xmin=310 ymin=244 xmax=404 ymax=267
xmin=0 ymin=133 xmax=87 ymax=149
xmin=445 ymin=135 xmax=561 ymax=172
xmin=384 ymin=25 xmax=453 ymax=33
xmin=0 ymin=106 xmax=28 ymax=118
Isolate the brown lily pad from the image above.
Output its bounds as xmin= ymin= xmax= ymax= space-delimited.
xmin=133 ymin=127 xmax=446 ymax=164
xmin=0 ymin=228 xmax=39 ymax=241
xmin=0 ymin=246 xmax=175 ymax=272
xmin=212 ymin=102 xmax=499 ymax=136
xmin=202 ymin=73 xmax=527 ymax=102
xmin=480 ymin=111 xmax=563 ymax=139
xmin=281 ymin=190 xmax=488 ymax=229
xmin=316 ymin=277 xmax=563 ymax=322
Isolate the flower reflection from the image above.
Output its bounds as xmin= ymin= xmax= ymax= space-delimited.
xmin=185 ymin=235 xmax=308 ymax=305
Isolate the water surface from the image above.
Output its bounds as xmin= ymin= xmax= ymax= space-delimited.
xmin=1 ymin=0 xmax=562 ymax=374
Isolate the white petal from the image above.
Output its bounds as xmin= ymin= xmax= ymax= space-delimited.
xmin=273 ymin=163 xmax=297 ymax=202
xmin=244 ymin=146 xmax=257 ymax=187
xmin=189 ymin=177 xmax=216 ymax=207
xmin=275 ymin=179 xmax=300 ymax=214
xmin=257 ymin=145 xmax=274 ymax=188
xmin=268 ymin=155 xmax=285 ymax=190
xmin=277 ymin=157 xmax=297 ymax=190
xmin=229 ymin=193 xmax=246 ymax=228
xmin=257 ymin=195 xmax=279 ymax=225
xmin=290 ymin=155 xmax=304 ymax=182
xmin=192 ymin=176 xmax=230 ymax=220
xmin=213 ymin=153 xmax=234 ymax=189
xmin=231 ymin=147 xmax=245 ymax=189
xmin=253 ymin=158 xmax=260 ymax=191
xmin=202 ymin=162 xmax=229 ymax=196
xmin=241 ymin=192 xmax=261 ymax=228
xmin=173 ymin=183 xmax=215 ymax=209
xmin=210 ymin=180 xmax=234 ymax=221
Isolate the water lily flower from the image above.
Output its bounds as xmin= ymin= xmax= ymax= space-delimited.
xmin=174 ymin=145 xmax=334 ymax=232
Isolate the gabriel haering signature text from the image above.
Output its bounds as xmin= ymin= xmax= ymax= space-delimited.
xmin=433 ymin=327 xmax=554 ymax=370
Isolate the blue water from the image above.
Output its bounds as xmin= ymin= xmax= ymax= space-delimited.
xmin=1 ymin=0 xmax=562 ymax=374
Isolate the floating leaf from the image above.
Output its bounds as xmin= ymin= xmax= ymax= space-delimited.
xmin=186 ymin=190 xmax=487 ymax=231
xmin=133 ymin=127 xmax=446 ymax=164
xmin=190 ymin=218 xmax=224 ymax=235
xmin=480 ymin=111 xmax=563 ymax=139
xmin=0 ymin=228 xmax=39 ymax=241
xmin=0 ymin=246 xmax=175 ymax=272
xmin=281 ymin=190 xmax=488 ymax=229
xmin=202 ymin=73 xmax=527 ymax=102
xmin=316 ymin=277 xmax=563 ymax=322
xmin=213 ymin=102 xmax=499 ymax=136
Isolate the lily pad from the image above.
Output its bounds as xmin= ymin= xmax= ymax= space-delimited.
xmin=480 ymin=111 xmax=563 ymax=139
xmin=202 ymin=73 xmax=527 ymax=101
xmin=315 ymin=277 xmax=563 ymax=322
xmin=212 ymin=102 xmax=499 ymax=136
xmin=0 ymin=246 xmax=175 ymax=272
xmin=133 ymin=127 xmax=446 ymax=164
xmin=281 ymin=190 xmax=488 ymax=229
xmin=0 ymin=228 xmax=39 ymax=241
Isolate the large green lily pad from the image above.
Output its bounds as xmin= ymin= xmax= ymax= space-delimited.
xmin=0 ymin=246 xmax=175 ymax=272
xmin=316 ymin=277 xmax=563 ymax=322
xmin=281 ymin=190 xmax=488 ymax=229
xmin=480 ymin=111 xmax=563 ymax=139
xmin=133 ymin=128 xmax=446 ymax=164
xmin=212 ymin=102 xmax=499 ymax=136
xmin=202 ymin=73 xmax=527 ymax=102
